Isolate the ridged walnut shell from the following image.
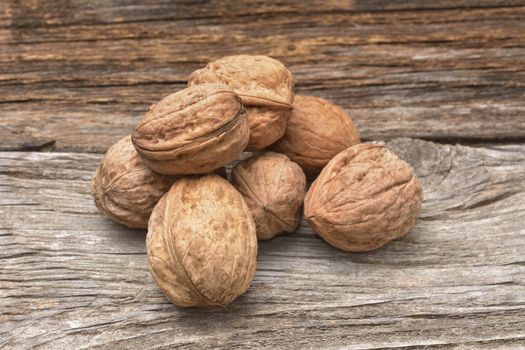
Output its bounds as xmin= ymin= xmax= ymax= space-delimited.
xmin=188 ymin=55 xmax=294 ymax=151
xmin=232 ymin=152 xmax=306 ymax=240
xmin=271 ymin=95 xmax=360 ymax=175
xmin=304 ymin=144 xmax=423 ymax=252
xmin=147 ymin=175 xmax=258 ymax=308
xmin=91 ymin=135 xmax=176 ymax=228
xmin=132 ymin=84 xmax=249 ymax=175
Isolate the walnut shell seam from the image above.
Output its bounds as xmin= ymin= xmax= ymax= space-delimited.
xmin=161 ymin=196 xmax=217 ymax=307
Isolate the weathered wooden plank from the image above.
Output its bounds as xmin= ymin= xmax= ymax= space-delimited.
xmin=1 ymin=2 xmax=525 ymax=151
xmin=1 ymin=138 xmax=524 ymax=349
xmin=2 ymin=0 xmax=525 ymax=28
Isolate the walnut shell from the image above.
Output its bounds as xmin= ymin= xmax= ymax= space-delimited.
xmin=147 ymin=175 xmax=257 ymax=308
xmin=188 ymin=55 xmax=294 ymax=151
xmin=304 ymin=143 xmax=423 ymax=252
xmin=271 ymin=95 xmax=360 ymax=175
xmin=91 ymin=135 xmax=176 ymax=228
xmin=132 ymin=84 xmax=249 ymax=175
xmin=246 ymin=106 xmax=292 ymax=151
xmin=232 ymin=152 xmax=306 ymax=240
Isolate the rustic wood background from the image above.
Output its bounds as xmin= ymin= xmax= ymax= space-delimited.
xmin=1 ymin=1 xmax=524 ymax=349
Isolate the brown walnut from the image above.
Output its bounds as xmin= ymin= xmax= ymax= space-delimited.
xmin=132 ymin=84 xmax=249 ymax=175
xmin=91 ymin=135 xmax=176 ymax=228
xmin=188 ymin=55 xmax=294 ymax=151
xmin=271 ymin=95 xmax=360 ymax=175
xmin=304 ymin=143 xmax=422 ymax=252
xmin=147 ymin=175 xmax=257 ymax=308
xmin=232 ymin=152 xmax=306 ymax=240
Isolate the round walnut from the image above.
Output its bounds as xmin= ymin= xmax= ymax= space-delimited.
xmin=147 ymin=175 xmax=258 ymax=308
xmin=188 ymin=55 xmax=294 ymax=151
xmin=304 ymin=143 xmax=423 ymax=252
xmin=132 ymin=84 xmax=249 ymax=175
xmin=271 ymin=95 xmax=360 ymax=175
xmin=91 ymin=135 xmax=176 ymax=228
xmin=232 ymin=152 xmax=306 ymax=240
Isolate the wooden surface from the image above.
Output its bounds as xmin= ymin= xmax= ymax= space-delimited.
xmin=1 ymin=139 xmax=524 ymax=349
xmin=1 ymin=1 xmax=525 ymax=349
xmin=2 ymin=1 xmax=525 ymax=152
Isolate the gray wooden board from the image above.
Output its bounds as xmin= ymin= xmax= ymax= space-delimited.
xmin=1 ymin=138 xmax=525 ymax=349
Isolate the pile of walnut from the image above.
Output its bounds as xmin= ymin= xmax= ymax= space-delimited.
xmin=92 ymin=55 xmax=423 ymax=308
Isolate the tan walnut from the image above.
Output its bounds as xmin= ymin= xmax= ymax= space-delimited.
xmin=304 ymin=143 xmax=423 ymax=252
xmin=232 ymin=152 xmax=306 ymax=240
xmin=132 ymin=84 xmax=249 ymax=175
xmin=271 ymin=95 xmax=360 ymax=175
xmin=91 ymin=135 xmax=176 ymax=228
xmin=188 ymin=55 xmax=294 ymax=151
xmin=147 ymin=175 xmax=257 ymax=308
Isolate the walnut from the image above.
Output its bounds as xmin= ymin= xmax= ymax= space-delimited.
xmin=147 ymin=175 xmax=257 ymax=308
xmin=91 ymin=135 xmax=176 ymax=228
xmin=188 ymin=55 xmax=294 ymax=151
xmin=304 ymin=143 xmax=422 ymax=252
xmin=271 ymin=95 xmax=360 ymax=175
xmin=132 ymin=84 xmax=249 ymax=175
xmin=232 ymin=152 xmax=306 ymax=240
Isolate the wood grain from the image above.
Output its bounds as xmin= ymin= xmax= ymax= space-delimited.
xmin=1 ymin=138 xmax=524 ymax=349
xmin=1 ymin=1 xmax=525 ymax=152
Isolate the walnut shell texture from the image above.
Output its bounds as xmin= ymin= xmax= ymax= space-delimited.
xmin=147 ymin=175 xmax=258 ymax=308
xmin=246 ymin=106 xmax=292 ymax=151
xmin=132 ymin=84 xmax=249 ymax=175
xmin=271 ymin=95 xmax=360 ymax=175
xmin=91 ymin=135 xmax=176 ymax=228
xmin=188 ymin=55 xmax=294 ymax=151
xmin=304 ymin=143 xmax=423 ymax=252
xmin=232 ymin=152 xmax=307 ymax=240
